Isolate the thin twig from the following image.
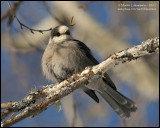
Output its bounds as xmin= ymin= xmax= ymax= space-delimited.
xmin=69 ymin=16 xmax=75 ymax=26
xmin=13 ymin=25 xmax=44 ymax=52
xmin=6 ymin=1 xmax=52 ymax=34
xmin=9 ymin=112 xmax=16 ymax=120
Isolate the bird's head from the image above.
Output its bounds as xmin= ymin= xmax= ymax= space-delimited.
xmin=49 ymin=25 xmax=72 ymax=44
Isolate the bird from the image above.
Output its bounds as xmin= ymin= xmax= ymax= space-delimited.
xmin=42 ymin=25 xmax=137 ymax=118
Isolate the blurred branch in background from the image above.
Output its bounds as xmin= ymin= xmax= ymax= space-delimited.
xmin=61 ymin=94 xmax=83 ymax=127
xmin=78 ymin=1 xmax=94 ymax=11
xmin=1 ymin=1 xmax=22 ymax=25
xmin=1 ymin=37 xmax=159 ymax=127
xmin=42 ymin=1 xmax=64 ymax=24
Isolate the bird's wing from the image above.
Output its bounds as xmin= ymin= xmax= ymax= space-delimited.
xmin=73 ymin=39 xmax=99 ymax=65
xmin=74 ymin=39 xmax=117 ymax=90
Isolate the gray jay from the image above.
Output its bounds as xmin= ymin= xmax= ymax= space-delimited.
xmin=42 ymin=25 xmax=137 ymax=118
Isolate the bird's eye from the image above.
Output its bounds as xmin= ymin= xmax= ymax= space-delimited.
xmin=56 ymin=32 xmax=60 ymax=36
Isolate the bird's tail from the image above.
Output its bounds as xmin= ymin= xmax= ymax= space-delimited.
xmin=98 ymin=83 xmax=137 ymax=118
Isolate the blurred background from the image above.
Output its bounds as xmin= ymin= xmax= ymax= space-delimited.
xmin=1 ymin=1 xmax=159 ymax=127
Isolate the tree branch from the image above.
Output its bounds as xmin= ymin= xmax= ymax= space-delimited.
xmin=1 ymin=37 xmax=159 ymax=127
xmin=42 ymin=1 xmax=64 ymax=24
xmin=6 ymin=1 xmax=52 ymax=34
xmin=1 ymin=1 xmax=21 ymax=23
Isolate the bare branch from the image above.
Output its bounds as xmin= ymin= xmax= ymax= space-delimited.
xmin=1 ymin=1 xmax=21 ymax=23
xmin=1 ymin=109 xmax=13 ymax=121
xmin=1 ymin=37 xmax=159 ymax=127
xmin=42 ymin=1 xmax=64 ymax=24
xmin=6 ymin=1 xmax=52 ymax=34
xmin=69 ymin=16 xmax=75 ymax=26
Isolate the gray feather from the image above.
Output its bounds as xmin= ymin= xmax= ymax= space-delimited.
xmin=82 ymin=87 xmax=99 ymax=103
xmin=98 ymin=81 xmax=137 ymax=118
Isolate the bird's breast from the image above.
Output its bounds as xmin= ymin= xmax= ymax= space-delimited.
xmin=42 ymin=42 xmax=93 ymax=83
